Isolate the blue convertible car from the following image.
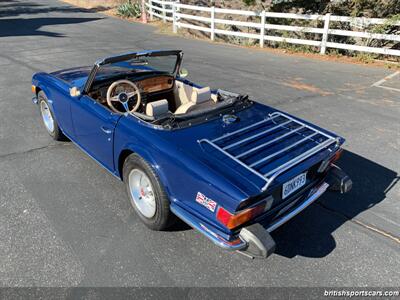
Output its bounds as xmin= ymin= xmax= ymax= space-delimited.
xmin=32 ymin=50 xmax=352 ymax=258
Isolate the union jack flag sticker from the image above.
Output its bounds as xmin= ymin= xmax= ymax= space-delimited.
xmin=196 ymin=192 xmax=217 ymax=212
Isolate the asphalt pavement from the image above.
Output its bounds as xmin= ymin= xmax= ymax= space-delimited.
xmin=0 ymin=0 xmax=399 ymax=287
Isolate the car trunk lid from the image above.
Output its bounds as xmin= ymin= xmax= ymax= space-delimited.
xmin=198 ymin=110 xmax=341 ymax=207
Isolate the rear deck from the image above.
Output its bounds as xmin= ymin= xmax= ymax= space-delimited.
xmin=199 ymin=112 xmax=341 ymax=191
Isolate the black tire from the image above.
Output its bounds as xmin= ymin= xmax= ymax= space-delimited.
xmin=123 ymin=153 xmax=176 ymax=230
xmin=37 ymin=91 xmax=67 ymax=141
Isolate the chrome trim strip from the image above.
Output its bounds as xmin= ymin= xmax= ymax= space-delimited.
xmin=170 ymin=204 xmax=247 ymax=251
xmin=266 ymin=182 xmax=329 ymax=232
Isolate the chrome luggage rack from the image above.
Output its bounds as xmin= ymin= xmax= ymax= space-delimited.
xmin=198 ymin=112 xmax=340 ymax=192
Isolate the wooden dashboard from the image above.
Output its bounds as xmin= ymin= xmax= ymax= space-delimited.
xmin=89 ymin=75 xmax=175 ymax=103
xmin=135 ymin=75 xmax=174 ymax=94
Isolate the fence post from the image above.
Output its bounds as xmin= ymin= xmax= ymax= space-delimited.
xmin=260 ymin=10 xmax=266 ymax=48
xmin=148 ymin=0 xmax=153 ymax=21
xmin=320 ymin=13 xmax=331 ymax=54
xmin=211 ymin=6 xmax=215 ymax=41
xmin=162 ymin=1 xmax=166 ymax=23
xmin=172 ymin=3 xmax=177 ymax=33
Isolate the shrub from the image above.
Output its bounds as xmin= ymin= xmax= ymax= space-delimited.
xmin=117 ymin=0 xmax=141 ymax=18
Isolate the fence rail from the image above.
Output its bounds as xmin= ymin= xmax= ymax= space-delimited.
xmin=146 ymin=0 xmax=400 ymax=56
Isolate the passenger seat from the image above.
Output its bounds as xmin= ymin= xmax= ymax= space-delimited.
xmin=175 ymin=87 xmax=212 ymax=114
xmin=146 ymin=99 xmax=170 ymax=118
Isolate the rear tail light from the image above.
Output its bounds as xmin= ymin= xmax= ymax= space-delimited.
xmin=216 ymin=202 xmax=266 ymax=230
xmin=330 ymin=148 xmax=343 ymax=164
xmin=318 ymin=148 xmax=343 ymax=173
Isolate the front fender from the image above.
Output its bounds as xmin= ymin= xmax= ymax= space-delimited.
xmin=32 ymin=73 xmax=54 ymax=105
xmin=32 ymin=72 xmax=74 ymax=136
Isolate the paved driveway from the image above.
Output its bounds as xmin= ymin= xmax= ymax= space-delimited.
xmin=0 ymin=0 xmax=399 ymax=287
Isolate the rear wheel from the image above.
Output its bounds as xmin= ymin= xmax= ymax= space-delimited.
xmin=123 ymin=153 xmax=176 ymax=230
xmin=38 ymin=91 xmax=67 ymax=141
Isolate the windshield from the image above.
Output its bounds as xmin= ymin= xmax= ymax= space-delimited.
xmin=113 ymin=55 xmax=179 ymax=73
xmin=93 ymin=55 xmax=180 ymax=82
xmin=84 ymin=50 xmax=182 ymax=93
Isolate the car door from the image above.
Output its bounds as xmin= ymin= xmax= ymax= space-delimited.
xmin=70 ymin=95 xmax=121 ymax=172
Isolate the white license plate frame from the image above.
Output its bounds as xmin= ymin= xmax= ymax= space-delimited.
xmin=282 ymin=172 xmax=307 ymax=199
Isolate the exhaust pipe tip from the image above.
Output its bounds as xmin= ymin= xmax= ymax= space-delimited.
xmin=327 ymin=165 xmax=352 ymax=194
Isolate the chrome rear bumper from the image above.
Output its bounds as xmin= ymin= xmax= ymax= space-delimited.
xmin=266 ymin=182 xmax=329 ymax=233
xmin=172 ymin=181 xmax=330 ymax=256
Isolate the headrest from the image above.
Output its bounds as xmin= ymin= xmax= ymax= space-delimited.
xmin=146 ymin=99 xmax=169 ymax=118
xmin=191 ymin=87 xmax=211 ymax=104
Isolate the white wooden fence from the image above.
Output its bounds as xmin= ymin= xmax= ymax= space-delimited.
xmin=145 ymin=0 xmax=400 ymax=56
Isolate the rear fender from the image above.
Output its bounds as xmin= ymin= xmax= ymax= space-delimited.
xmin=116 ymin=143 xmax=168 ymax=184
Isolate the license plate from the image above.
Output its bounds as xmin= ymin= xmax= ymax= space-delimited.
xmin=282 ymin=172 xmax=307 ymax=199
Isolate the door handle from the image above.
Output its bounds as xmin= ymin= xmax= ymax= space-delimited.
xmin=101 ymin=126 xmax=113 ymax=134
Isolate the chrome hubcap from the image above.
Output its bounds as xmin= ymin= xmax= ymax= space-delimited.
xmin=128 ymin=169 xmax=156 ymax=218
xmin=40 ymin=101 xmax=55 ymax=133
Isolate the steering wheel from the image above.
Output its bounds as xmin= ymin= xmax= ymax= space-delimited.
xmin=106 ymin=79 xmax=141 ymax=114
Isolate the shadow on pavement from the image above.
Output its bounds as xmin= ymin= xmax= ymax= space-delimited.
xmin=273 ymin=150 xmax=398 ymax=258
xmin=0 ymin=0 xmax=109 ymax=18
xmin=0 ymin=0 xmax=106 ymax=38
xmin=0 ymin=17 xmax=102 ymax=38
xmin=169 ymin=150 xmax=399 ymax=256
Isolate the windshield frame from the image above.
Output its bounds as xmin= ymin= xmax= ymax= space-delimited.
xmin=83 ymin=50 xmax=183 ymax=94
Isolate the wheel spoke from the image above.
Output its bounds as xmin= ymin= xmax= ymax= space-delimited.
xmin=121 ymin=101 xmax=130 ymax=112
xmin=110 ymin=95 xmax=120 ymax=102
xmin=127 ymin=91 xmax=137 ymax=98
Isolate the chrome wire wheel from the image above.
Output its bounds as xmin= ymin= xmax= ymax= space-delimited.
xmin=128 ymin=169 xmax=156 ymax=218
xmin=40 ymin=100 xmax=55 ymax=134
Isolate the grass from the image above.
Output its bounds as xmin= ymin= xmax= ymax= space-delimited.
xmin=116 ymin=0 xmax=141 ymax=19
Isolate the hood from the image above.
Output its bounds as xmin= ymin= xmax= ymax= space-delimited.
xmin=50 ymin=65 xmax=140 ymax=88
xmin=51 ymin=66 xmax=92 ymax=89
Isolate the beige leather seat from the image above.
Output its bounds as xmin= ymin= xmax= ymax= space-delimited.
xmin=175 ymin=87 xmax=212 ymax=114
xmin=146 ymin=99 xmax=169 ymax=118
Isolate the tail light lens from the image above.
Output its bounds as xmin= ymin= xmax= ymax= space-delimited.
xmin=331 ymin=148 xmax=343 ymax=164
xmin=318 ymin=148 xmax=343 ymax=173
xmin=217 ymin=203 xmax=266 ymax=230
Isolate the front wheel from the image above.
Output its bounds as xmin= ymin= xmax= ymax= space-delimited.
xmin=38 ymin=91 xmax=67 ymax=141
xmin=123 ymin=153 xmax=176 ymax=230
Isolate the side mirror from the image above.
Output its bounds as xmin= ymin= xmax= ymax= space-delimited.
xmin=179 ymin=68 xmax=189 ymax=78
xmin=69 ymin=87 xmax=81 ymax=97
